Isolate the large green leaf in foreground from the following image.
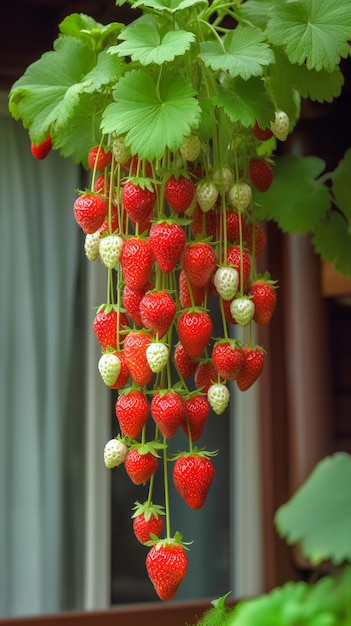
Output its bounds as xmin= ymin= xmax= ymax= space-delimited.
xmin=101 ymin=69 xmax=201 ymax=160
xmin=275 ymin=453 xmax=351 ymax=565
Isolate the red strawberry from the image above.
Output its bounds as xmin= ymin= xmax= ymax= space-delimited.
xmin=122 ymin=179 xmax=156 ymax=223
xmin=252 ymin=120 xmax=273 ymax=141
xmin=31 ymin=134 xmax=52 ymax=160
xmin=115 ymin=389 xmax=150 ymax=438
xmin=173 ymin=452 xmax=215 ymax=509
xmin=182 ymin=394 xmax=210 ymax=441
xmin=212 ymin=339 xmax=244 ymax=380
xmin=243 ymin=221 xmax=266 ymax=257
xmin=177 ymin=308 xmax=213 ymax=359
xmin=222 ymin=298 xmax=237 ymax=325
xmin=120 ymin=237 xmax=154 ymax=290
xmin=191 ymin=205 xmax=218 ymax=240
xmin=125 ymin=447 xmax=158 ymax=485
xmin=181 ymin=241 xmax=217 ymax=288
xmin=146 ymin=538 xmax=188 ymax=601
xmin=151 ymin=390 xmax=186 ymax=439
xmin=174 ymin=342 xmax=197 ymax=378
xmin=92 ymin=306 xmax=129 ymax=350
xmin=246 ymin=277 xmax=277 ymax=326
xmin=149 ymin=220 xmax=186 ymax=273
xmin=179 ymin=270 xmax=207 ymax=308
xmin=225 ymin=210 xmax=245 ymax=244
xmin=226 ymin=244 xmax=251 ymax=290
xmin=73 ymin=193 xmax=107 ymax=234
xmin=87 ymin=145 xmax=112 ymax=171
xmin=165 ymin=174 xmax=196 ymax=214
xmin=139 ymin=290 xmax=176 ymax=339
xmin=123 ymin=330 xmax=154 ymax=386
xmin=132 ymin=501 xmax=164 ymax=544
xmin=236 ymin=345 xmax=265 ymax=391
xmin=249 ymin=159 xmax=274 ymax=192
xmin=122 ymin=156 xmax=153 ymax=178
xmin=122 ymin=281 xmax=154 ymax=327
xmin=109 ymin=350 xmax=130 ymax=389
xmin=194 ymin=359 xmax=218 ymax=392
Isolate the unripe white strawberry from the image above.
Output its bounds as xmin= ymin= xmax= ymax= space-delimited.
xmin=212 ymin=166 xmax=234 ymax=194
xmin=196 ymin=180 xmax=219 ymax=212
xmin=180 ymin=134 xmax=201 ymax=162
xmin=214 ymin=266 xmax=239 ymax=300
xmin=104 ymin=438 xmax=128 ymax=469
xmin=99 ymin=234 xmax=123 ymax=269
xmin=84 ymin=231 xmax=101 ymax=261
xmin=146 ymin=342 xmax=170 ymax=373
xmin=207 ymin=383 xmax=230 ymax=415
xmin=227 ymin=181 xmax=252 ymax=212
xmin=270 ymin=110 xmax=290 ymax=141
xmin=98 ymin=353 xmax=121 ymax=386
xmin=112 ymin=136 xmax=131 ymax=163
xmin=230 ymin=296 xmax=255 ymax=326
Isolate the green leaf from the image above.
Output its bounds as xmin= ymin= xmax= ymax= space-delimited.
xmin=266 ymin=47 xmax=301 ymax=126
xmin=275 ymin=452 xmax=351 ymax=565
xmin=312 ymin=211 xmax=351 ymax=276
xmin=59 ymin=12 xmax=124 ymax=51
xmin=111 ymin=23 xmax=195 ymax=65
xmin=9 ymin=37 xmax=97 ymax=142
xmin=101 ymin=69 xmax=201 ymax=160
xmin=253 ymin=155 xmax=331 ymax=235
xmin=215 ymin=76 xmax=275 ymax=129
xmin=132 ymin=0 xmax=207 ymax=12
xmin=238 ymin=0 xmax=275 ymax=28
xmin=265 ymin=0 xmax=351 ymax=72
xmin=331 ymin=147 xmax=351 ymax=221
xmin=200 ymin=25 xmax=275 ymax=80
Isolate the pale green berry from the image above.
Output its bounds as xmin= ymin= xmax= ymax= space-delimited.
xmin=270 ymin=111 xmax=290 ymax=141
xmin=146 ymin=342 xmax=170 ymax=373
xmin=212 ymin=166 xmax=234 ymax=195
xmin=98 ymin=353 xmax=121 ymax=386
xmin=230 ymin=297 xmax=255 ymax=326
xmin=112 ymin=136 xmax=131 ymax=164
xmin=99 ymin=234 xmax=123 ymax=269
xmin=207 ymin=383 xmax=230 ymax=415
xmin=227 ymin=181 xmax=252 ymax=212
xmin=214 ymin=266 xmax=239 ymax=300
xmin=104 ymin=438 xmax=128 ymax=469
xmin=84 ymin=231 xmax=101 ymax=261
xmin=180 ymin=134 xmax=201 ymax=162
xmin=196 ymin=180 xmax=219 ymax=213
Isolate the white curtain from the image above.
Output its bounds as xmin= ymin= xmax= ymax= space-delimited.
xmin=0 ymin=110 xmax=90 ymax=617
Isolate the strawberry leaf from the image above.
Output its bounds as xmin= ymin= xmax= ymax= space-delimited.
xmin=132 ymin=0 xmax=206 ymax=12
xmin=215 ymin=76 xmax=275 ymax=129
xmin=101 ymin=69 xmax=201 ymax=160
xmin=265 ymin=0 xmax=351 ymax=72
xmin=200 ymin=25 xmax=275 ymax=80
xmin=312 ymin=211 xmax=351 ymax=276
xmin=111 ymin=23 xmax=195 ymax=65
xmin=275 ymin=452 xmax=351 ymax=565
xmin=9 ymin=37 xmax=125 ymax=149
xmin=59 ymin=12 xmax=124 ymax=50
xmin=238 ymin=0 xmax=274 ymax=28
xmin=253 ymin=155 xmax=331 ymax=234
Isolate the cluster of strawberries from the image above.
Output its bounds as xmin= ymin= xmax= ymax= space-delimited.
xmin=31 ymin=110 xmax=288 ymax=601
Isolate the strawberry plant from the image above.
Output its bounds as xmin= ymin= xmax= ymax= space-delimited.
xmin=8 ymin=0 xmax=351 ymax=602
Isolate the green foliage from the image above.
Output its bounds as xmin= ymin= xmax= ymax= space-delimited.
xmin=275 ymin=453 xmax=351 ymax=566
xmin=7 ymin=0 xmax=351 ymax=269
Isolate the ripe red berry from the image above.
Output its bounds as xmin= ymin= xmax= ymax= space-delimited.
xmin=139 ymin=290 xmax=176 ymax=339
xmin=92 ymin=307 xmax=129 ymax=351
xmin=174 ymin=342 xmax=197 ymax=378
xmin=151 ymin=390 xmax=186 ymax=439
xmin=165 ymin=174 xmax=196 ymax=214
xmin=146 ymin=540 xmax=188 ymax=601
xmin=115 ymin=389 xmax=150 ymax=439
xmin=182 ymin=394 xmax=210 ymax=441
xmin=73 ymin=193 xmax=107 ymax=234
xmin=236 ymin=345 xmax=265 ymax=391
xmin=30 ymin=135 xmax=52 ymax=160
xmin=125 ymin=448 xmax=158 ymax=485
xmin=252 ymin=120 xmax=273 ymax=141
xmin=242 ymin=222 xmax=266 ymax=257
xmin=149 ymin=220 xmax=186 ymax=273
xmin=249 ymin=159 xmax=274 ymax=192
xmin=173 ymin=453 xmax=215 ymax=509
xmin=122 ymin=180 xmax=156 ymax=223
xmin=120 ymin=237 xmax=154 ymax=291
xmin=246 ymin=278 xmax=277 ymax=326
xmin=123 ymin=330 xmax=154 ymax=386
xmin=87 ymin=145 xmax=112 ymax=171
xmin=132 ymin=502 xmax=164 ymax=544
xmin=225 ymin=245 xmax=251 ymax=291
xmin=177 ymin=308 xmax=213 ymax=359
xmin=181 ymin=241 xmax=217 ymax=288
xmin=212 ymin=339 xmax=244 ymax=381
xmin=194 ymin=359 xmax=218 ymax=392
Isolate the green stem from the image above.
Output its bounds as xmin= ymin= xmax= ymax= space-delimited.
xmin=163 ymin=436 xmax=171 ymax=539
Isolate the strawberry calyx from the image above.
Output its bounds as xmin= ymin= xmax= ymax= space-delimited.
xmin=145 ymin=531 xmax=192 ymax=550
xmin=131 ymin=500 xmax=165 ymax=521
xmin=128 ymin=440 xmax=166 ymax=458
xmin=169 ymin=447 xmax=218 ymax=462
